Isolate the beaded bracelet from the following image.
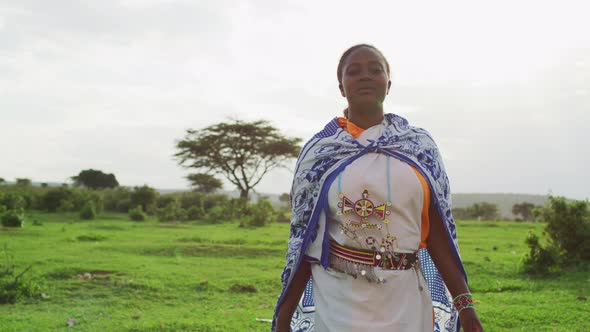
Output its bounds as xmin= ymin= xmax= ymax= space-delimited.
xmin=453 ymin=293 xmax=475 ymax=313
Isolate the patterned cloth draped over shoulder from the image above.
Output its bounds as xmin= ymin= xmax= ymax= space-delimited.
xmin=272 ymin=113 xmax=466 ymax=332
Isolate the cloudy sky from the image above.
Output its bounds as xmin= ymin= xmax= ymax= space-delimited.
xmin=1 ymin=0 xmax=588 ymax=199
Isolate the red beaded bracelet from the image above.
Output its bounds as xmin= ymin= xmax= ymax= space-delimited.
xmin=453 ymin=293 xmax=475 ymax=313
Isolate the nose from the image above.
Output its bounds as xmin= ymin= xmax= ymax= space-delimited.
xmin=359 ymin=68 xmax=373 ymax=80
xmin=359 ymin=70 xmax=372 ymax=81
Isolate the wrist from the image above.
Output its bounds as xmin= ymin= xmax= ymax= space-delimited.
xmin=453 ymin=292 xmax=475 ymax=313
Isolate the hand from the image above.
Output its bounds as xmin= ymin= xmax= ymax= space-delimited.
xmin=459 ymin=308 xmax=484 ymax=332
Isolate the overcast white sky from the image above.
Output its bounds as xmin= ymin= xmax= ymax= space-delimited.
xmin=1 ymin=0 xmax=588 ymax=199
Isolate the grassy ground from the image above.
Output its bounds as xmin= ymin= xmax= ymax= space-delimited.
xmin=0 ymin=212 xmax=588 ymax=331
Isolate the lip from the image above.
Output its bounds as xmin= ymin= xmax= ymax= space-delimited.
xmin=357 ymin=87 xmax=377 ymax=93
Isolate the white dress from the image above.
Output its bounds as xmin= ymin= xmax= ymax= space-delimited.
xmin=305 ymin=122 xmax=434 ymax=332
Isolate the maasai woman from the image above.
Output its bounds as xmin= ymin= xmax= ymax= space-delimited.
xmin=273 ymin=44 xmax=484 ymax=332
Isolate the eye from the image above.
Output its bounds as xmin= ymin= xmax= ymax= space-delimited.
xmin=371 ymin=67 xmax=383 ymax=74
xmin=347 ymin=68 xmax=360 ymax=76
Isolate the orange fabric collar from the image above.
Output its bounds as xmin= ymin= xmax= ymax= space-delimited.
xmin=336 ymin=117 xmax=365 ymax=138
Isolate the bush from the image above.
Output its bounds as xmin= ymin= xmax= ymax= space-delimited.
xmin=115 ymin=198 xmax=132 ymax=213
xmin=1 ymin=210 xmax=25 ymax=228
xmin=128 ymin=205 xmax=147 ymax=222
xmin=156 ymin=195 xmax=177 ymax=209
xmin=156 ymin=201 xmax=186 ymax=222
xmin=186 ymin=205 xmax=205 ymax=220
xmin=130 ymin=185 xmax=158 ymax=214
xmin=540 ymin=197 xmax=590 ymax=263
xmin=203 ymin=194 xmax=229 ymax=212
xmin=205 ymin=205 xmax=227 ymax=224
xmin=40 ymin=188 xmax=104 ymax=214
xmin=226 ymin=198 xmax=248 ymax=219
xmin=57 ymin=198 xmax=76 ymax=212
xmin=523 ymin=196 xmax=590 ymax=273
xmin=0 ymin=246 xmax=42 ymax=304
xmin=79 ymin=201 xmax=97 ymax=220
xmin=73 ymin=191 xmax=104 ymax=215
xmin=42 ymin=188 xmax=73 ymax=212
xmin=245 ymin=198 xmax=276 ymax=227
xmin=179 ymin=191 xmax=205 ymax=210
xmin=203 ymin=198 xmax=254 ymax=224
xmin=522 ymin=232 xmax=560 ymax=274
xmin=0 ymin=187 xmax=42 ymax=210
xmin=0 ymin=193 xmax=26 ymax=211
xmin=102 ymin=187 xmax=132 ymax=213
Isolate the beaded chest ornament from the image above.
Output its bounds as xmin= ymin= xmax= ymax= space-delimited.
xmin=330 ymin=156 xmax=423 ymax=283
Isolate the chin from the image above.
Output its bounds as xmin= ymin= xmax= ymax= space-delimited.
xmin=351 ymin=97 xmax=384 ymax=108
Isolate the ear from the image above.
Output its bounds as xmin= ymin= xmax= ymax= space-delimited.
xmin=386 ymin=80 xmax=392 ymax=95
xmin=339 ymin=83 xmax=346 ymax=97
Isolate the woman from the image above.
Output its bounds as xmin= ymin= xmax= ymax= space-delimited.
xmin=273 ymin=44 xmax=484 ymax=332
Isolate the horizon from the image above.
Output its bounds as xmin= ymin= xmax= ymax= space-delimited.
xmin=0 ymin=180 xmax=573 ymax=201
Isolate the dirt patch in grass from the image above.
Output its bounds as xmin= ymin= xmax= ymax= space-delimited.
xmin=0 ymin=228 xmax=35 ymax=235
xmin=150 ymin=224 xmax=191 ymax=229
xmin=177 ymin=237 xmax=248 ymax=245
xmin=77 ymin=234 xmax=107 ymax=242
xmin=45 ymin=268 xmax=115 ymax=280
xmin=218 ymin=238 xmax=247 ymax=245
xmin=90 ymin=225 xmax=126 ymax=231
xmin=182 ymin=244 xmax=283 ymax=258
xmin=140 ymin=244 xmax=283 ymax=258
xmin=461 ymin=260 xmax=484 ymax=268
xmin=473 ymin=284 xmax=524 ymax=293
xmin=127 ymin=322 xmax=213 ymax=332
xmin=61 ymin=272 xmax=158 ymax=297
xmin=251 ymin=239 xmax=287 ymax=246
xmin=229 ymin=283 xmax=258 ymax=293
xmin=177 ymin=236 xmax=208 ymax=243
xmin=111 ymin=278 xmax=158 ymax=292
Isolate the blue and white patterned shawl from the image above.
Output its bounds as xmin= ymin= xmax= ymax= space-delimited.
xmin=272 ymin=113 xmax=466 ymax=332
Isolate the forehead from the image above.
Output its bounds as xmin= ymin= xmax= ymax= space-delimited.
xmin=344 ymin=47 xmax=385 ymax=67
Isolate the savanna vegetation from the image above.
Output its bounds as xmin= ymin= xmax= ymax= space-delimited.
xmin=0 ymin=210 xmax=588 ymax=331
xmin=1 ymin=119 xmax=587 ymax=331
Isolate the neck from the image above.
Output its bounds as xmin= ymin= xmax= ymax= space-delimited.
xmin=347 ymin=105 xmax=384 ymax=129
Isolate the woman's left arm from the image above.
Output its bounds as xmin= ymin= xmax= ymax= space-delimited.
xmin=426 ymin=203 xmax=484 ymax=332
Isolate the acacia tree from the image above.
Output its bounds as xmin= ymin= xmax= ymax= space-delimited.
xmin=16 ymin=178 xmax=32 ymax=186
xmin=467 ymin=202 xmax=500 ymax=220
xmin=175 ymin=119 xmax=301 ymax=200
xmin=512 ymin=202 xmax=536 ymax=221
xmin=71 ymin=169 xmax=119 ymax=190
xmin=186 ymin=173 xmax=223 ymax=193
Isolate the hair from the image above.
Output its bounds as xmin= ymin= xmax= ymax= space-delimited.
xmin=337 ymin=44 xmax=390 ymax=85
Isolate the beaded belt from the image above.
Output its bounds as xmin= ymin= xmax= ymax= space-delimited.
xmin=329 ymin=241 xmax=418 ymax=271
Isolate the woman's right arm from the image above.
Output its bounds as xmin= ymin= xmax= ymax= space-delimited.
xmin=276 ymin=260 xmax=312 ymax=332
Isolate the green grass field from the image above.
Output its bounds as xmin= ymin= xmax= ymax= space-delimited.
xmin=0 ymin=212 xmax=588 ymax=331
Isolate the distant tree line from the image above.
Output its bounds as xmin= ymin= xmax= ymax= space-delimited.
xmin=452 ymin=201 xmax=540 ymax=221
xmin=0 ymin=169 xmax=278 ymax=227
xmin=452 ymin=202 xmax=500 ymax=221
xmin=512 ymin=202 xmax=536 ymax=221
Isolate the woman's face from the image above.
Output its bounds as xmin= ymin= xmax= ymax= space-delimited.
xmin=339 ymin=47 xmax=391 ymax=107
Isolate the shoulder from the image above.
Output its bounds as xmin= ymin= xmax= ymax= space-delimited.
xmin=310 ymin=117 xmax=341 ymax=139
xmin=294 ymin=117 xmax=341 ymax=164
xmin=384 ymin=113 xmax=438 ymax=146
